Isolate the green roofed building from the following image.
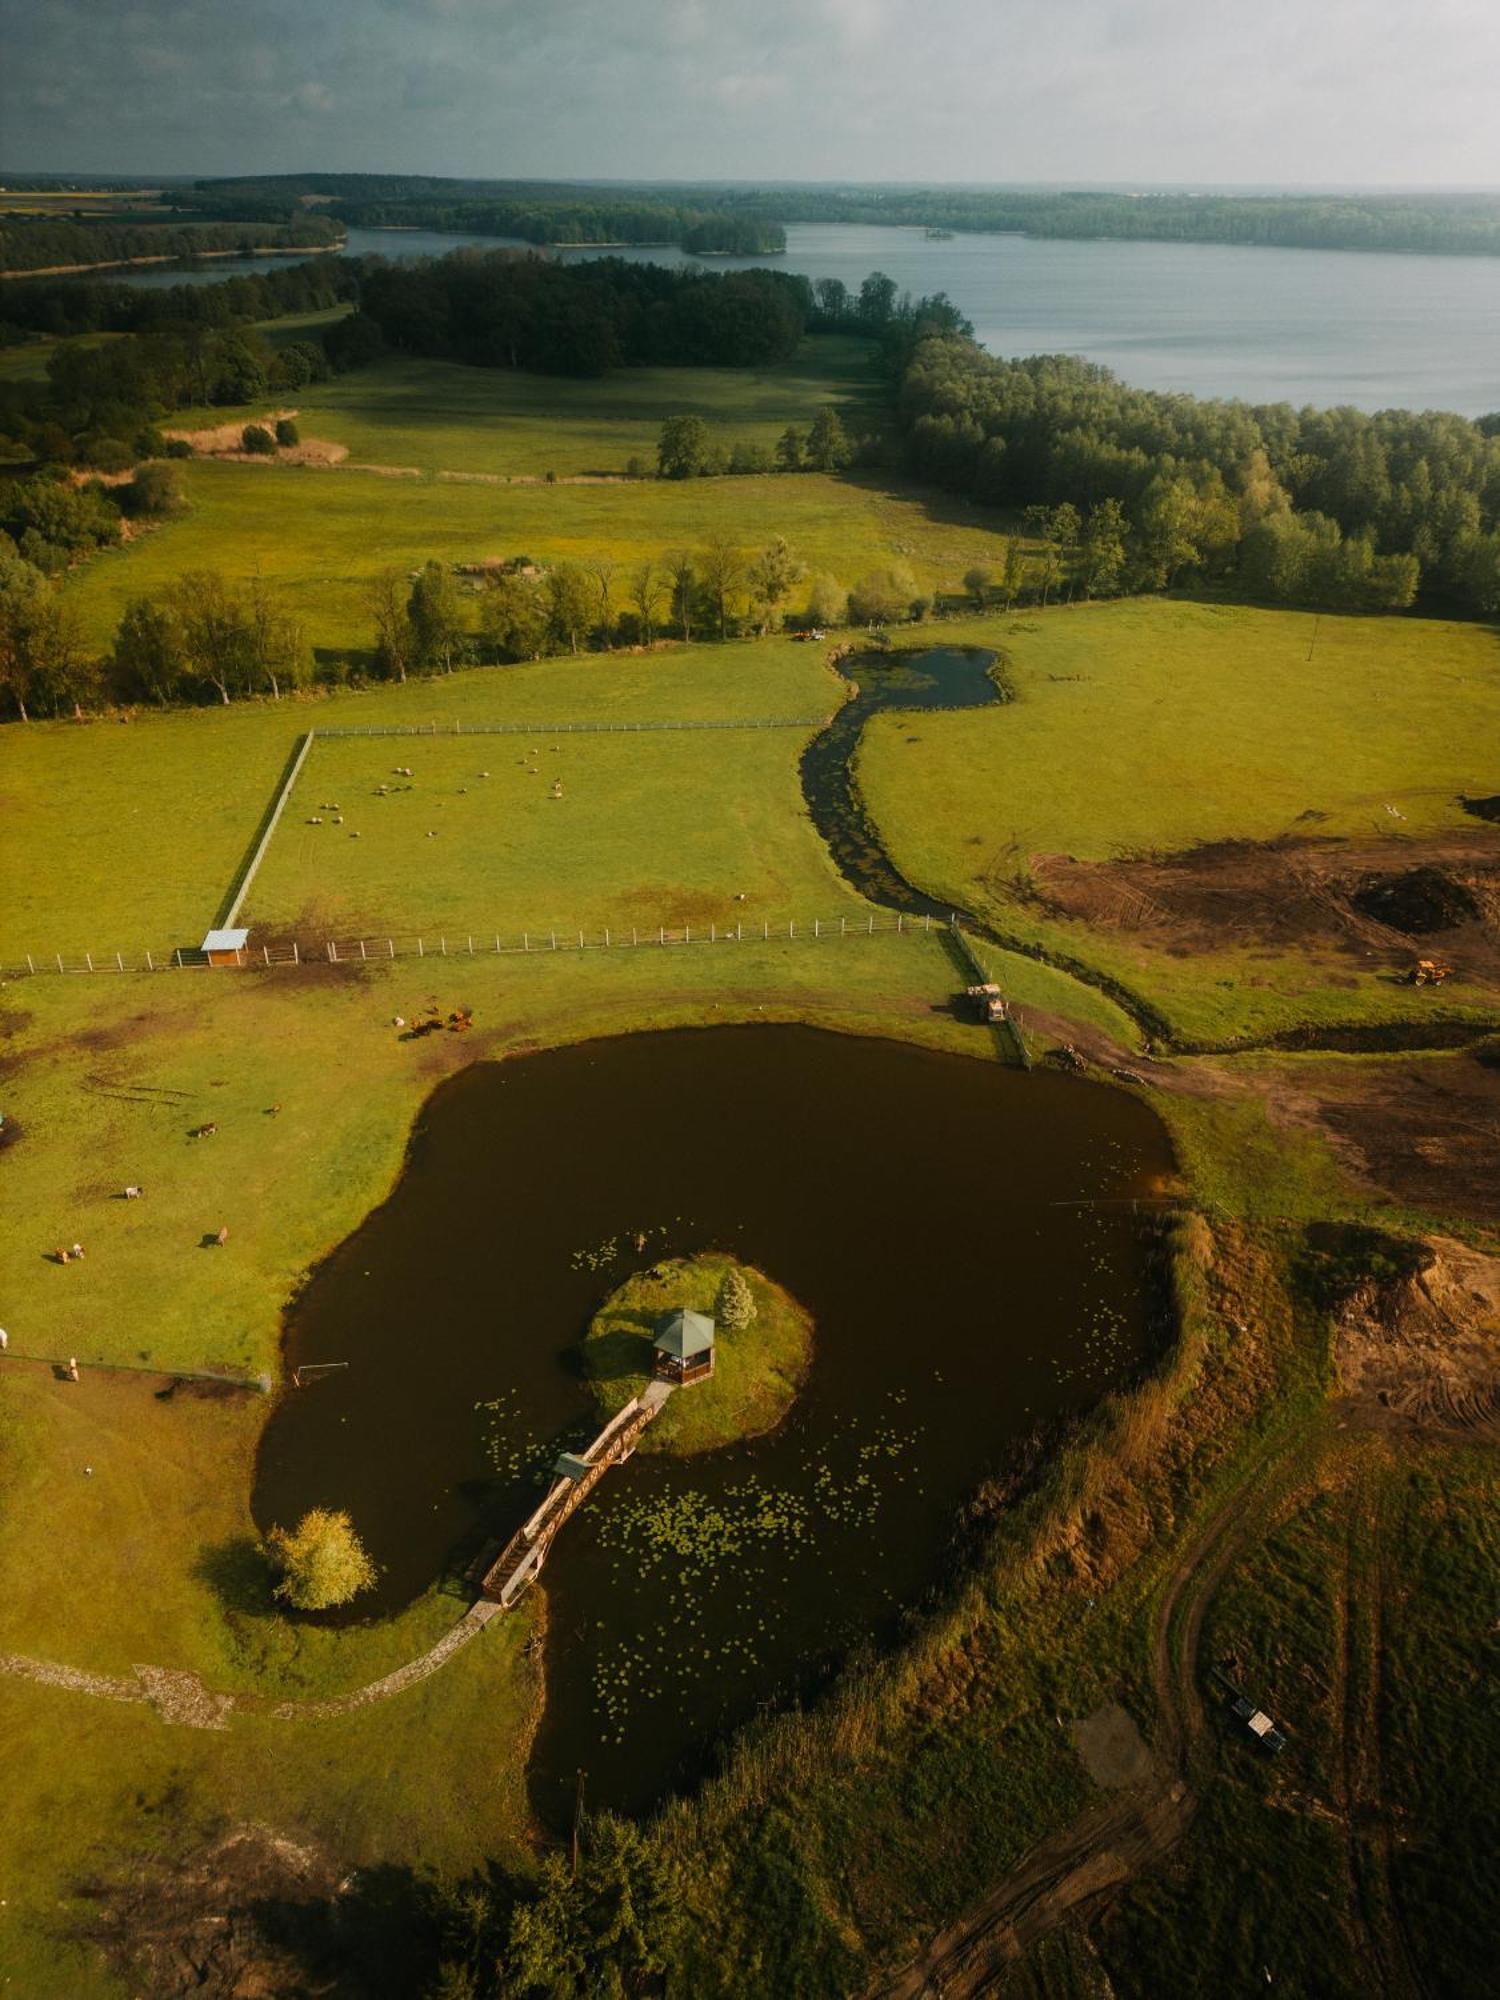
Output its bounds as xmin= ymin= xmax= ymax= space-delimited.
xmin=654 ymin=1308 xmax=716 ymax=1387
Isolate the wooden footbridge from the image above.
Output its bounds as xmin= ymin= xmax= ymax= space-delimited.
xmin=468 ymin=1379 xmax=676 ymax=1609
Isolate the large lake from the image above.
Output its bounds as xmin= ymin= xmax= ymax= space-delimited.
xmin=101 ymin=220 xmax=1500 ymax=415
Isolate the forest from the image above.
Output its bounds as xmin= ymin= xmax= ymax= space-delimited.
xmin=0 ymin=212 xmax=342 ymax=275
xmin=897 ymin=336 xmax=1500 ymax=616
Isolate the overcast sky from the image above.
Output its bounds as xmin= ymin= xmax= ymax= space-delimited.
xmin=4 ymin=0 xmax=1499 ymax=186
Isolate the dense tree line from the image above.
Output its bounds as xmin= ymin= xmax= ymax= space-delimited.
xmin=354 ymin=252 xmax=810 ymax=375
xmin=0 ymin=213 xmax=341 ymax=275
xmin=188 ymin=175 xmax=1500 ymax=259
xmin=0 ymin=253 xmax=359 ymax=340
xmin=898 ymin=337 xmax=1500 ymax=615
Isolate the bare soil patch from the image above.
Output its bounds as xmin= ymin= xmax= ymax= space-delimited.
xmin=1071 ymin=1702 xmax=1159 ymax=1789
xmin=161 ymin=408 xmax=348 ymax=468
xmin=1029 ymin=836 xmax=1500 ymax=988
xmin=1274 ymin=1046 xmax=1500 ymax=1226
xmin=1334 ymin=1236 xmax=1500 ymax=1440
xmin=79 ymin=1824 xmax=351 ymax=1999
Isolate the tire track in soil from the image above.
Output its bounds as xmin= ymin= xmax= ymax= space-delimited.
xmin=872 ymin=1429 xmax=1321 ymax=1997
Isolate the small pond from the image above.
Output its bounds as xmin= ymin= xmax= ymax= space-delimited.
xmin=254 ymin=1025 xmax=1174 ymax=1818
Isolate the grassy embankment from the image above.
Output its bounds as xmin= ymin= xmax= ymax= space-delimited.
xmin=860 ymin=598 xmax=1500 ymax=1045
xmin=583 ymin=1253 xmax=812 ymax=1453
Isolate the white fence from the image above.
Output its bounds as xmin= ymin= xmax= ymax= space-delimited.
xmin=3 ymin=912 xmax=941 ymax=980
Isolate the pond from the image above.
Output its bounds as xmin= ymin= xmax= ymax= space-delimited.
xmin=802 ymin=646 xmax=1006 ymax=919
xmin=254 ymin=1022 xmax=1174 ymax=1818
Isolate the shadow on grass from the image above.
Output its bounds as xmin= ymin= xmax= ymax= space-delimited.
xmin=193 ymin=1533 xmax=279 ymax=1620
xmin=581 ymin=1323 xmax=657 ymax=1385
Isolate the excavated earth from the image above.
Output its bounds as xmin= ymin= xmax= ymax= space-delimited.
xmin=1028 ymin=835 xmax=1500 ymax=987
xmin=1334 ymin=1236 xmax=1500 ymax=1441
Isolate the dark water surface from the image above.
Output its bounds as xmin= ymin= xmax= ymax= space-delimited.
xmin=803 ymin=646 xmax=1006 ymax=918
xmin=255 ymin=1024 xmax=1173 ymax=1816
xmin=90 ymin=221 xmax=1500 ymax=414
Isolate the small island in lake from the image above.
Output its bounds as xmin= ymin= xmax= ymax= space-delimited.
xmin=582 ymin=1252 xmax=813 ymax=1455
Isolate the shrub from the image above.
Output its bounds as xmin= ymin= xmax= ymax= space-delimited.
xmin=77 ymin=434 xmax=134 ymax=474
xmin=163 ymin=437 xmax=194 ymax=459
xmin=717 ymin=1266 xmax=757 ymax=1331
xmin=241 ymin=424 xmax=276 ymax=455
xmin=266 ymin=1507 xmax=377 ymax=1610
xmin=124 ymin=461 xmax=185 ymax=517
xmin=274 ymin=418 xmax=300 ymax=448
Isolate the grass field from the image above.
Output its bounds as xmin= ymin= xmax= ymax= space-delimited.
xmin=0 ymin=642 xmax=844 ymax=951
xmin=247 ymin=726 xmax=859 ymax=936
xmin=859 ymin=599 xmax=1500 ymax=1042
xmin=62 ymin=460 xmax=1011 ymax=652
xmin=241 ymin=335 xmax=883 ymax=477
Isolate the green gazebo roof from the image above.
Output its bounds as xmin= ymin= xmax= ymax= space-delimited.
xmin=654 ymin=1308 xmax=716 ymax=1360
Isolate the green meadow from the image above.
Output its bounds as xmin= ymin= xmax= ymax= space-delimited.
xmin=64 ymin=458 xmax=1010 ymax=652
xmin=860 ymin=600 xmax=1500 ymax=1041
xmin=259 ymin=334 xmax=882 ymax=476
xmin=0 ymin=642 xmax=843 ymax=951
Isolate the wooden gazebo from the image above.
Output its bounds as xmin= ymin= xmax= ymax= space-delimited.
xmin=653 ymin=1308 xmax=716 ymax=1387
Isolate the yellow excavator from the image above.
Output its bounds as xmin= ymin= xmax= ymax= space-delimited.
xmin=1405 ymin=960 xmax=1453 ymax=986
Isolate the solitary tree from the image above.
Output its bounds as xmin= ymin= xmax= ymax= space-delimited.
xmin=113 ymin=596 xmax=188 ymax=706
xmin=805 ymin=409 xmax=851 ymax=473
xmin=274 ymin=418 xmax=300 ymax=448
xmin=173 ymin=570 xmax=254 ymax=704
xmin=804 ymin=572 xmax=847 ymax=629
xmin=747 ymin=535 xmax=804 ymax=633
xmin=588 ymin=556 xmax=617 ymax=645
xmin=775 ymin=425 xmax=805 ymax=472
xmin=696 ymin=535 xmax=747 ymax=640
xmin=247 ymin=577 xmax=311 ymax=699
xmin=1001 ymin=536 xmax=1026 ymax=610
xmin=629 ymin=557 xmax=666 ymax=645
xmin=663 ymin=548 xmax=697 ymax=642
xmin=369 ymin=568 xmax=414 ymax=683
xmin=963 ymin=565 xmax=993 ymax=609
xmin=267 ymin=1508 xmax=377 ymax=1611
xmin=547 ymin=563 xmax=593 ymax=654
xmin=241 ymin=424 xmax=276 ymax=455
xmin=716 ymin=1266 xmax=757 ymax=1331
xmin=657 ymin=414 xmax=711 ymax=480
xmin=408 ymin=560 xmax=465 ymax=674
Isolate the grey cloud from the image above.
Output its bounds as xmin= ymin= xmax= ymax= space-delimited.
xmin=1 ymin=0 xmax=1497 ymax=181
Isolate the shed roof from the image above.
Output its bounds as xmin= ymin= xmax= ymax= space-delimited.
xmin=554 ymin=1451 xmax=593 ymax=1483
xmin=654 ymin=1308 xmax=715 ymax=1359
xmin=201 ymin=928 xmax=249 ymax=953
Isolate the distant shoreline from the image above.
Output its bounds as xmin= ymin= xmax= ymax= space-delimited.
xmin=0 ymin=239 xmax=345 ymax=281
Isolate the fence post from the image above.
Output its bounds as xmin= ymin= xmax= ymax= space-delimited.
xmin=263 ymin=945 xmax=271 ymax=966
xmin=467 ymin=936 xmax=474 ymax=955
xmin=659 ymin=927 xmax=665 ymax=945
xmin=924 ymin=915 xmax=931 ymax=932
xmin=632 ymin=928 xmax=638 ymax=946
xmin=551 ymin=932 xmax=557 ymax=950
xmin=523 ymin=932 xmax=530 ymax=952
xmin=897 ymin=914 xmax=904 ymax=933
xmin=814 ymin=920 xmax=820 ymax=937
xmin=685 ymin=925 xmax=691 ymax=944
xmin=494 ymin=935 xmax=501 ymax=953
xmin=417 ymin=937 xmax=424 ymax=958
xmin=604 ymin=928 xmax=610 ymax=947
xmin=440 ymin=938 xmax=447 ymax=956
xmin=840 ymin=917 xmax=846 ymax=935
xmin=388 ymin=939 xmax=396 ymax=958
xmin=789 ymin=921 xmax=796 ymax=939
xmin=578 ymin=929 xmax=584 ymax=949
xmin=56 ymin=954 xmax=65 ymax=973
xmin=144 ymin=951 xmax=151 ymax=972
xmin=327 ymin=940 xmax=337 ymax=963
xmin=292 ymin=941 xmax=299 ymax=965
xmin=116 ymin=952 xmax=125 ymax=971
xmin=763 ymin=921 xmax=767 ymax=940
xmin=85 ymin=953 xmax=93 ymax=971
xmin=868 ymin=914 xmax=875 ymax=934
